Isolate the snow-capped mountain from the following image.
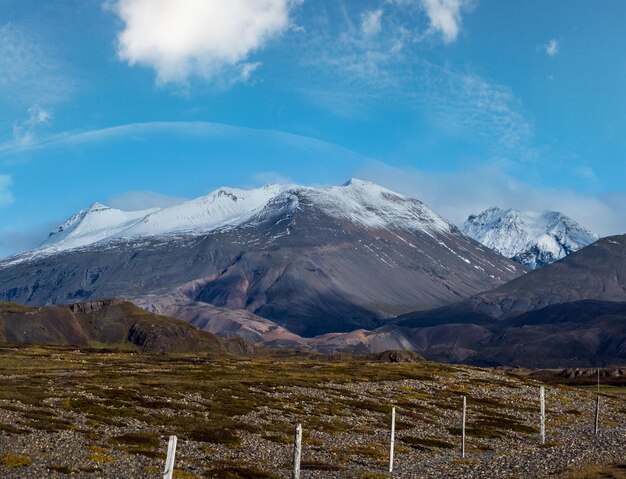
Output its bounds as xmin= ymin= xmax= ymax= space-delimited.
xmin=0 ymin=179 xmax=524 ymax=339
xmin=462 ymin=207 xmax=599 ymax=269
xmin=35 ymin=179 xmax=452 ymax=257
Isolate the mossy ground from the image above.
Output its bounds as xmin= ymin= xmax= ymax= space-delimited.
xmin=0 ymin=346 xmax=623 ymax=478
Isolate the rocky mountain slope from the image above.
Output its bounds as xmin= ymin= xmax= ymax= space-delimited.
xmin=462 ymin=207 xmax=598 ymax=268
xmin=0 ymin=300 xmax=252 ymax=354
xmin=356 ymin=235 xmax=626 ymax=366
xmin=0 ymin=180 xmax=524 ymax=338
xmin=456 ymin=234 xmax=626 ymax=319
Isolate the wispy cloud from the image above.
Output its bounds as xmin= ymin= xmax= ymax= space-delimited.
xmin=11 ymin=106 xmax=53 ymax=149
xmin=287 ymin=2 xmax=533 ymax=158
xmin=293 ymin=16 xmax=534 ymax=159
xmin=0 ymin=24 xmax=74 ymax=146
xmin=0 ymin=174 xmax=14 ymax=207
xmin=418 ymin=0 xmax=473 ymax=43
xmin=355 ymin=161 xmax=626 ymax=237
xmin=543 ymin=38 xmax=559 ymax=57
xmin=0 ymin=121 xmax=363 ymax=164
xmin=415 ymin=65 xmax=535 ymax=155
xmin=107 ymin=0 xmax=302 ymax=85
xmin=361 ymin=9 xmax=383 ymax=37
xmin=0 ymin=24 xmax=73 ymax=108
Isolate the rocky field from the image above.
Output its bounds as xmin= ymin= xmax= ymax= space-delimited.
xmin=0 ymin=346 xmax=624 ymax=478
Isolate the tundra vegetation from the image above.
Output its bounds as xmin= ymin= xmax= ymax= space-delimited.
xmin=0 ymin=346 xmax=624 ymax=478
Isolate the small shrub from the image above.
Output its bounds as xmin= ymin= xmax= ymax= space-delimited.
xmin=207 ymin=466 xmax=280 ymax=479
xmin=1 ymin=453 xmax=32 ymax=468
xmin=174 ymin=471 xmax=201 ymax=479
xmin=301 ymin=461 xmax=344 ymax=471
xmin=188 ymin=426 xmax=240 ymax=446
xmin=48 ymin=464 xmax=74 ymax=474
xmin=108 ymin=432 xmax=159 ymax=449
xmin=401 ymin=436 xmax=454 ymax=450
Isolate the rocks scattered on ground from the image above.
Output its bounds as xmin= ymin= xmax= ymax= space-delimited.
xmin=0 ymin=347 xmax=624 ymax=478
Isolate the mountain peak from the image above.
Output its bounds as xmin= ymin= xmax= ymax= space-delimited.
xmin=462 ymin=207 xmax=599 ymax=268
xmin=342 ymin=178 xmax=376 ymax=187
xmin=87 ymin=202 xmax=111 ymax=213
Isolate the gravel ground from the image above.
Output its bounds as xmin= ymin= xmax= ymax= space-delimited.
xmin=0 ymin=352 xmax=624 ymax=478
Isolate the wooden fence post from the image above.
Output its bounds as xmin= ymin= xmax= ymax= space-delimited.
xmin=389 ymin=406 xmax=396 ymax=474
xmin=595 ymin=396 xmax=600 ymax=435
xmin=292 ymin=423 xmax=302 ymax=479
xmin=539 ymin=386 xmax=546 ymax=446
xmin=163 ymin=435 xmax=177 ymax=479
xmin=462 ymin=396 xmax=467 ymax=459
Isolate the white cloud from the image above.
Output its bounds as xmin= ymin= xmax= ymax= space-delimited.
xmin=109 ymin=0 xmax=301 ymax=85
xmin=11 ymin=106 xmax=52 ymax=148
xmin=0 ymin=174 xmax=14 ymax=207
xmin=239 ymin=62 xmax=262 ymax=83
xmin=107 ymin=190 xmax=187 ymax=210
xmin=419 ymin=0 xmax=471 ymax=43
xmin=544 ymin=39 xmax=559 ymax=57
xmin=361 ymin=9 xmax=383 ymax=37
xmin=355 ymin=161 xmax=626 ymax=237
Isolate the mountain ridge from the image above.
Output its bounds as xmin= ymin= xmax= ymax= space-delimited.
xmin=12 ymin=179 xmax=454 ymax=264
xmin=0 ymin=179 xmax=524 ymax=338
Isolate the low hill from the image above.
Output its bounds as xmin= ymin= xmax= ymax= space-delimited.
xmin=0 ymin=300 xmax=252 ymax=354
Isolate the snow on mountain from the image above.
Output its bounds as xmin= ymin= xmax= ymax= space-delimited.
xmin=296 ymin=179 xmax=453 ymax=234
xmin=462 ymin=207 xmax=599 ymax=268
xmin=41 ymin=203 xmax=157 ymax=252
xmin=117 ymin=184 xmax=290 ymax=239
xmin=27 ymin=179 xmax=454 ymax=258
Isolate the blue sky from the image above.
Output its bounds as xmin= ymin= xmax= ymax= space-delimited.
xmin=1 ymin=0 xmax=625 ymax=257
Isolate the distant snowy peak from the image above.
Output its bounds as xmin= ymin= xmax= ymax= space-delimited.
xmin=36 ymin=179 xmax=453 ymax=255
xmin=462 ymin=207 xmax=599 ymax=268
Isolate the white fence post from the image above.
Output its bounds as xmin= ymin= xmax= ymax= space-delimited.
xmin=595 ymin=396 xmax=600 ymax=435
xmin=163 ymin=435 xmax=177 ymax=479
xmin=389 ymin=406 xmax=396 ymax=474
xmin=539 ymin=386 xmax=546 ymax=446
xmin=292 ymin=423 xmax=302 ymax=479
xmin=462 ymin=396 xmax=467 ymax=459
